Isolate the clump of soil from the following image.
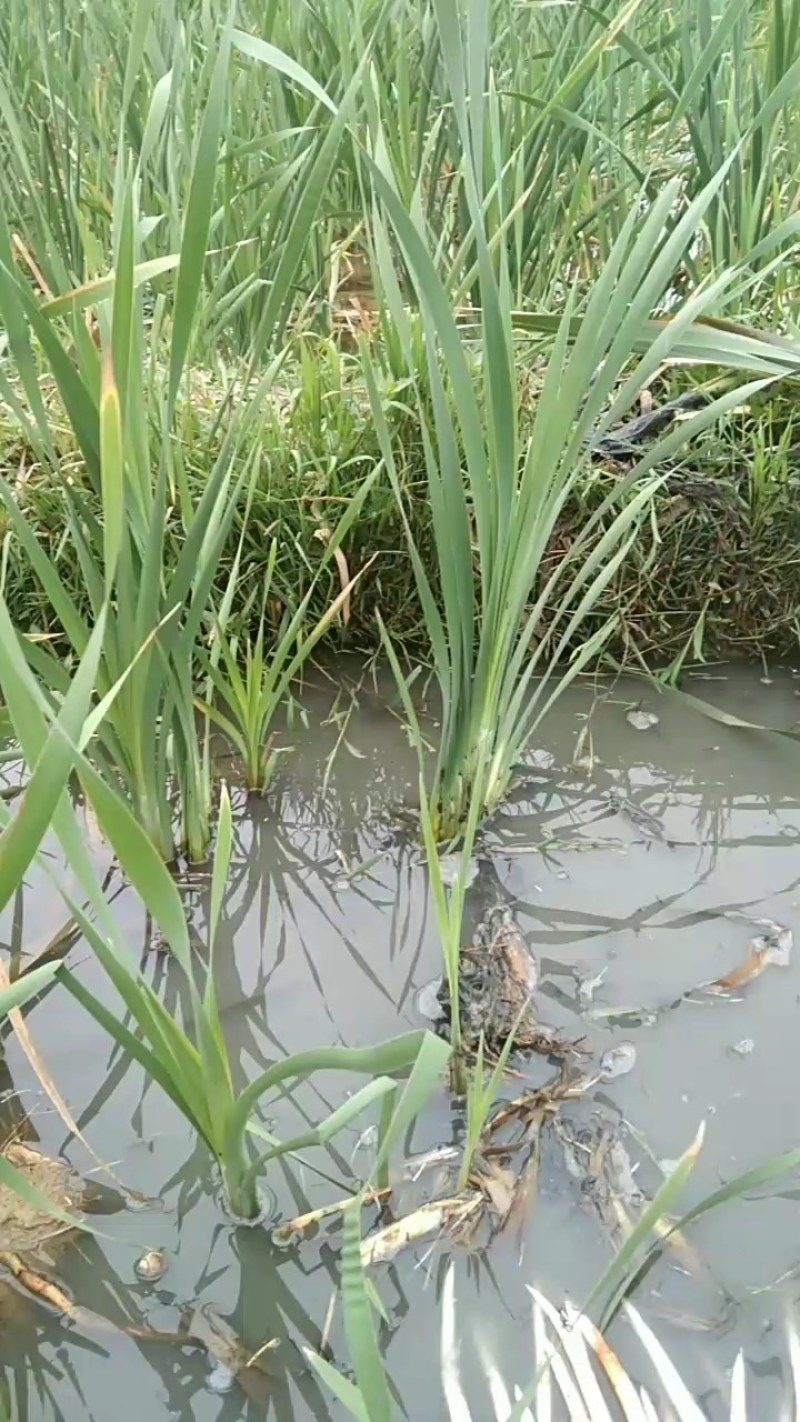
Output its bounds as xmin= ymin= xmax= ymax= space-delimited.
xmin=0 ymin=1141 xmax=80 ymax=1256
xmin=437 ymin=905 xmax=563 ymax=1056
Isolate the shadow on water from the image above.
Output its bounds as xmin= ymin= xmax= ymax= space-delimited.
xmin=2 ymin=666 xmax=800 ymax=1416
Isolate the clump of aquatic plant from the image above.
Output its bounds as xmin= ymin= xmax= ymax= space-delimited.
xmin=458 ymin=1018 xmax=526 ymax=1191
xmin=364 ymin=0 xmax=800 ymax=842
xmin=200 ymin=527 xmax=373 ymax=794
xmin=659 ymin=0 xmax=800 ymax=274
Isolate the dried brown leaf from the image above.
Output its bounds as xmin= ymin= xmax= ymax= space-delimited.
xmin=273 ymin=1186 xmax=390 ymax=1242
xmin=706 ymin=926 xmax=792 ymax=994
xmin=360 ymin=1194 xmax=481 ymax=1266
xmin=0 ymin=1251 xmax=75 ymax=1316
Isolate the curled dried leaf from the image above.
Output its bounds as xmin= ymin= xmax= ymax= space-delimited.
xmin=706 ymin=925 xmax=792 ymax=994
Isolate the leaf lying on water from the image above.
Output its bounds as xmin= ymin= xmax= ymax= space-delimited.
xmin=360 ymin=1194 xmax=482 ymax=1266
xmin=656 ymin=685 xmax=800 ymax=739
xmin=705 ymin=923 xmax=792 ymax=994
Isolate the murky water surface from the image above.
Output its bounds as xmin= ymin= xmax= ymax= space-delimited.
xmin=3 ymin=665 xmax=800 ymax=1418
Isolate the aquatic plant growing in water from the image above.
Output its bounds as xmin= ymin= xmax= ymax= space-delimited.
xmin=0 ymin=31 xmax=241 ymax=859
xmin=199 ymin=532 xmax=374 ymax=793
xmin=364 ymin=0 xmax=800 ymax=842
xmin=0 ymin=576 xmax=451 ymax=1220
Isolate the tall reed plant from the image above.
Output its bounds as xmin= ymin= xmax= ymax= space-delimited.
xmin=0 ymin=11 xmax=368 ymax=857
xmin=363 ymin=0 xmax=800 ymax=841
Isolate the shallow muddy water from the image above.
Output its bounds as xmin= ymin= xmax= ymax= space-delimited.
xmin=3 ymin=663 xmax=800 ymax=1419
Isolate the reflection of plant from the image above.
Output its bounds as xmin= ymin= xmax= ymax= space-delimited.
xmin=0 ymin=585 xmax=128 ymax=1221
xmin=440 ymin=1270 xmax=796 ymax=1421
xmin=0 ymin=962 xmax=66 ymax=1214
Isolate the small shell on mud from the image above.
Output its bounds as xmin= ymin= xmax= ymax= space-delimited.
xmin=626 ymin=709 xmax=659 ymax=731
xmin=598 ymin=1041 xmax=637 ymax=1080
xmin=134 ymin=1249 xmax=168 ymax=1282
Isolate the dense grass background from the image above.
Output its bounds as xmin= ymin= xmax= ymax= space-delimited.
xmin=2 ymin=364 xmax=800 ymax=669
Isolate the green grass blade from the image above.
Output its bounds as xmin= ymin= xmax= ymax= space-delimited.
xmin=342 ymin=1203 xmax=392 ymax=1422
xmin=0 ymin=608 xmax=106 ymax=917
xmin=583 ymin=1123 xmax=706 ymax=1327
xmin=76 ymin=759 xmax=194 ymax=972
xmin=0 ymin=963 xmax=59 ymax=1014
xmin=303 ymin=1349 xmax=369 ymax=1422
xmin=208 ymin=781 xmax=233 ymax=954
xmin=167 ymin=15 xmax=231 ymax=415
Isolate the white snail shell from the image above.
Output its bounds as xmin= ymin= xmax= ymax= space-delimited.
xmin=134 ymin=1248 xmax=168 ymax=1282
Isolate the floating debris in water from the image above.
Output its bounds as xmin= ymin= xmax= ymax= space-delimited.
xmin=599 ymin=1041 xmax=637 ymax=1080
xmin=577 ymin=964 xmax=608 ymax=1007
xmin=123 ymin=1191 xmax=163 ymax=1214
xmin=626 ymin=708 xmax=660 ymax=731
xmin=402 ymin=1144 xmax=460 ymax=1182
xmin=361 ymin=1194 xmax=481 ymax=1265
xmin=588 ymin=1002 xmax=660 ymax=1029
xmin=437 ymin=853 xmax=479 ymax=888
xmin=134 ymin=1249 xmax=168 ymax=1282
xmin=206 ymin=1362 xmax=236 ymax=1395
xmin=730 ymin=1038 xmax=755 ymax=1057
xmin=706 ymin=921 xmax=792 ymax=994
xmin=273 ymin=1186 xmax=391 ymax=1244
xmin=415 ymin=977 xmax=443 ymax=1020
